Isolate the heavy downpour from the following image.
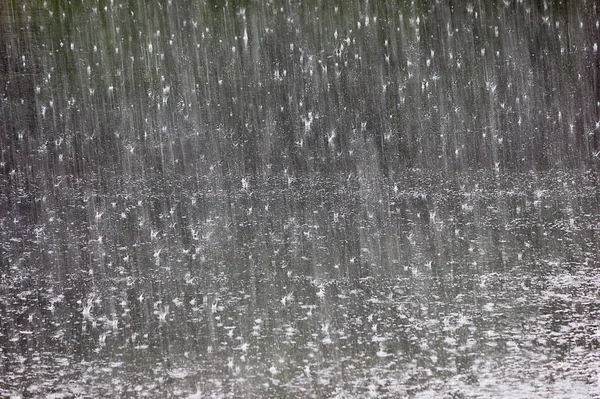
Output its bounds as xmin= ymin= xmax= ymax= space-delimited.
xmin=1 ymin=0 xmax=600 ymax=397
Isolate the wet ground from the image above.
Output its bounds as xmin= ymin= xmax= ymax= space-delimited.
xmin=2 ymin=170 xmax=599 ymax=398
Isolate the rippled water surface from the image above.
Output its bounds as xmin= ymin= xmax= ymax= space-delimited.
xmin=2 ymin=170 xmax=600 ymax=398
